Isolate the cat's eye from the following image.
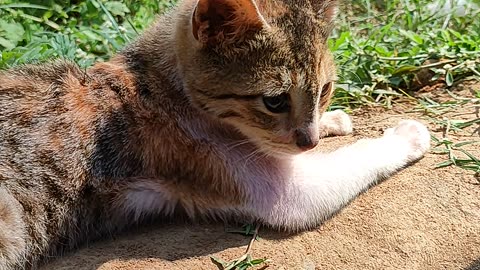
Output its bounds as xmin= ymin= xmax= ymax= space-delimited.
xmin=262 ymin=93 xmax=290 ymax=113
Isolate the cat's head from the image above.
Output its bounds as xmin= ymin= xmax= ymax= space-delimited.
xmin=176 ymin=0 xmax=337 ymax=156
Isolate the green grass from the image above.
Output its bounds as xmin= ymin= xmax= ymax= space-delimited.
xmin=329 ymin=0 xmax=480 ymax=109
xmin=413 ymin=87 xmax=480 ymax=175
xmin=0 ymin=0 xmax=173 ymax=68
xmin=432 ymin=137 xmax=480 ymax=175
xmin=211 ymin=254 xmax=270 ymax=270
xmin=212 ymin=224 xmax=270 ymax=270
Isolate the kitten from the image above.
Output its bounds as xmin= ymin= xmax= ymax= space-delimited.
xmin=0 ymin=0 xmax=430 ymax=268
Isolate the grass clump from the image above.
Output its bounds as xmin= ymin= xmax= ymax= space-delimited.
xmin=330 ymin=0 xmax=480 ymax=109
xmin=211 ymin=224 xmax=269 ymax=270
xmin=0 ymin=0 xmax=173 ymax=68
xmin=414 ymin=88 xmax=480 ymax=174
xmin=433 ymin=137 xmax=480 ymax=174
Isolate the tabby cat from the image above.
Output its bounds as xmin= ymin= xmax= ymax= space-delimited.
xmin=0 ymin=0 xmax=430 ymax=268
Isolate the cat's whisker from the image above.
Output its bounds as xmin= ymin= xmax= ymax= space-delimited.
xmin=253 ymin=150 xmax=273 ymax=164
xmin=225 ymin=139 xmax=251 ymax=151
xmin=242 ymin=150 xmax=260 ymax=166
xmin=243 ymin=148 xmax=265 ymax=166
xmin=247 ymin=149 xmax=266 ymax=164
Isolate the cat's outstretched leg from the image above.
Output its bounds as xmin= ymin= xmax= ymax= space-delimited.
xmin=319 ymin=110 xmax=353 ymax=138
xmin=249 ymin=120 xmax=430 ymax=230
xmin=0 ymin=187 xmax=27 ymax=269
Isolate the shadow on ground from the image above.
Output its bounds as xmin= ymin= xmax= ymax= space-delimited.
xmin=465 ymin=258 xmax=480 ymax=270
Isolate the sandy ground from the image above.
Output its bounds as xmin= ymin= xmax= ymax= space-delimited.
xmin=43 ymin=83 xmax=480 ymax=270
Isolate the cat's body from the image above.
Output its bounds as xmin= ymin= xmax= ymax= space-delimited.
xmin=0 ymin=0 xmax=430 ymax=269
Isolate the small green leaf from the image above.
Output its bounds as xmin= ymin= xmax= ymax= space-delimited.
xmin=399 ymin=29 xmax=424 ymax=44
xmin=0 ymin=3 xmax=48 ymax=10
xmin=436 ymin=160 xmax=455 ymax=168
xmin=0 ymin=36 xmax=15 ymax=49
xmin=446 ymin=71 xmax=454 ymax=86
xmin=250 ymin=258 xmax=269 ymax=265
xmin=104 ymin=1 xmax=130 ymax=17
xmin=0 ymin=19 xmax=25 ymax=49
xmin=457 ymin=149 xmax=480 ymax=163
xmin=210 ymin=256 xmax=228 ymax=268
xmin=392 ymin=65 xmax=419 ymax=75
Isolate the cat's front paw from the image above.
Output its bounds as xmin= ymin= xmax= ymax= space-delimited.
xmin=319 ymin=110 xmax=353 ymax=138
xmin=384 ymin=120 xmax=431 ymax=162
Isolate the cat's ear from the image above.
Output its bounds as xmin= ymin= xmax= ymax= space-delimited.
xmin=192 ymin=0 xmax=265 ymax=46
xmin=314 ymin=0 xmax=338 ymax=24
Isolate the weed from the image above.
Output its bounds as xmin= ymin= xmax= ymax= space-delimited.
xmin=211 ymin=255 xmax=270 ymax=270
xmin=332 ymin=0 xmax=480 ymax=106
xmin=432 ymin=136 xmax=480 ymax=173
xmin=211 ymin=224 xmax=270 ymax=270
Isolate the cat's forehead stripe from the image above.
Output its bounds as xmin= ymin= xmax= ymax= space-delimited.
xmin=270 ymin=6 xmax=325 ymax=67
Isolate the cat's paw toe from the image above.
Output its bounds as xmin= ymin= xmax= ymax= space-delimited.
xmin=333 ymin=110 xmax=353 ymax=135
xmin=320 ymin=110 xmax=353 ymax=137
xmin=385 ymin=120 xmax=431 ymax=161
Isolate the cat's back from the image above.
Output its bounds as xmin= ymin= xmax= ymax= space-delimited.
xmin=0 ymin=60 xmax=112 ymax=186
xmin=0 ymin=60 xmax=86 ymax=125
xmin=0 ymin=60 xmax=143 ymax=268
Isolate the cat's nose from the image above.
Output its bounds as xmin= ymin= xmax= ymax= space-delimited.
xmin=294 ymin=129 xmax=319 ymax=151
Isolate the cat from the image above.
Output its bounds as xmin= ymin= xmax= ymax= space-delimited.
xmin=0 ymin=0 xmax=430 ymax=268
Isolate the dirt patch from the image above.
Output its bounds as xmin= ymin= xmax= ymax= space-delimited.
xmin=43 ymin=83 xmax=480 ymax=270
